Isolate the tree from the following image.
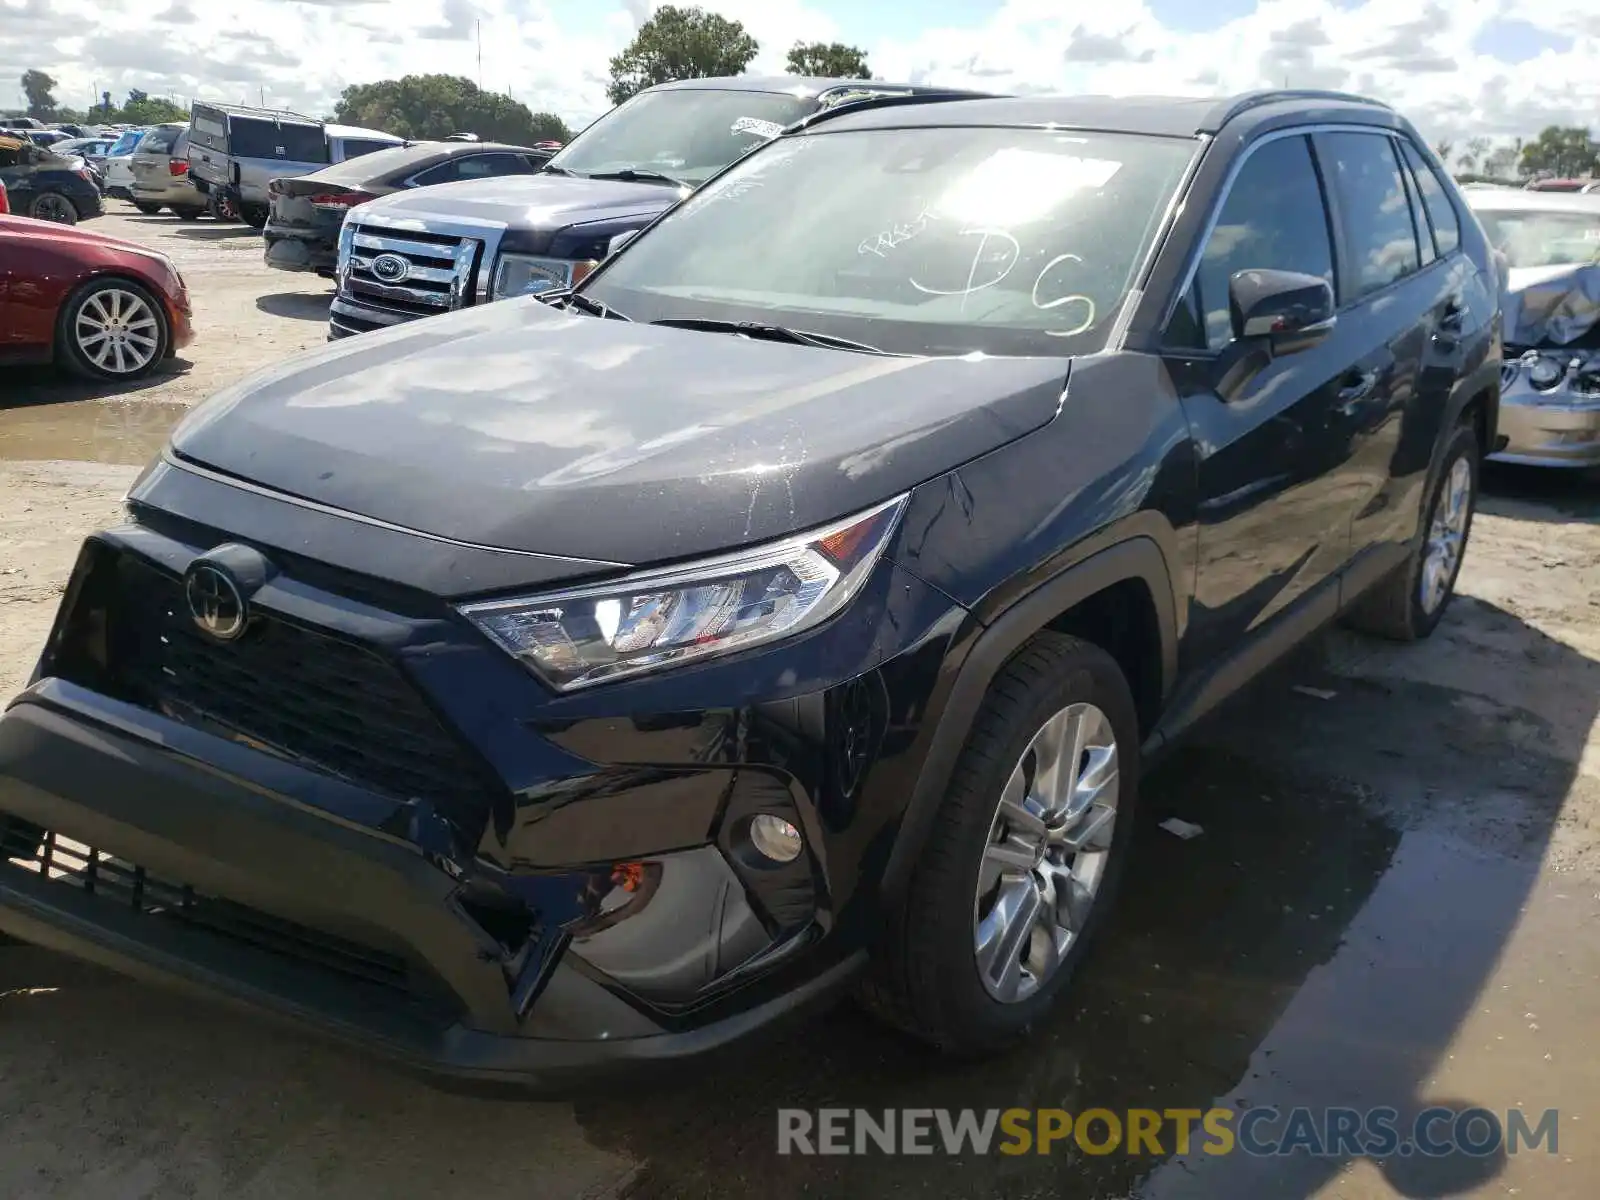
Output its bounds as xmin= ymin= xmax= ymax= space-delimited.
xmin=785 ymin=41 xmax=871 ymax=79
xmin=121 ymin=96 xmax=188 ymax=125
xmin=21 ymin=69 xmax=58 ymax=119
xmin=1432 ymin=139 xmax=1453 ymax=165
xmin=1482 ymin=144 xmax=1520 ymax=180
xmin=1520 ymin=125 xmax=1598 ymax=178
xmin=606 ymin=6 xmax=759 ymax=106
xmin=333 ymin=74 xmax=571 ymax=145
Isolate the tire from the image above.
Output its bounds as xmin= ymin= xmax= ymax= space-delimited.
xmin=859 ymin=633 xmax=1140 ymax=1054
xmin=242 ymin=204 xmax=268 ymax=230
xmin=208 ymin=192 xmax=240 ymax=222
xmin=1344 ymin=421 xmax=1479 ymax=641
xmin=56 ymin=277 xmax=171 ymax=382
xmin=133 ymin=201 xmax=162 ymax=215
xmin=173 ymin=207 xmax=204 ymax=221
xmin=29 ymin=190 xmax=77 ymax=224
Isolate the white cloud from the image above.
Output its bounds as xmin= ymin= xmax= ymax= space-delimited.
xmin=4 ymin=0 xmax=1600 ymax=147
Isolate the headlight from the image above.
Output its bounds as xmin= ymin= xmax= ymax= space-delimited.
xmin=492 ymin=253 xmax=600 ymax=300
xmin=458 ymin=496 xmax=907 ymax=691
xmin=1525 ymin=351 xmax=1569 ymax=391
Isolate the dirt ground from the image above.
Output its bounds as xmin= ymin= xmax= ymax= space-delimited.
xmin=3 ymin=204 xmax=1600 ymax=1198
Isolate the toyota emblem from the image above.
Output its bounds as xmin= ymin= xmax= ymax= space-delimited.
xmin=184 ymin=564 xmax=248 ymax=641
xmin=370 ymin=252 xmax=410 ymax=283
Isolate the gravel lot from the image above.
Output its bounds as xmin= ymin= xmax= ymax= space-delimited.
xmin=3 ymin=202 xmax=1600 ymax=1199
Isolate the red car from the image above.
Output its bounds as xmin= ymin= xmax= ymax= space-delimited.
xmin=0 ymin=214 xmax=193 ymax=380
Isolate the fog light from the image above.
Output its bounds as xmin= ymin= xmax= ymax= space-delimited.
xmin=749 ymin=814 xmax=803 ymax=863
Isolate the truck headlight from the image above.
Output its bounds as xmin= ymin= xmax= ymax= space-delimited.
xmin=458 ymin=496 xmax=907 ymax=691
xmin=492 ymin=253 xmax=599 ymax=300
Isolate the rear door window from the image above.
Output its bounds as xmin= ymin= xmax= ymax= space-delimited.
xmin=1397 ymin=139 xmax=1460 ymax=258
xmin=1318 ymin=131 xmax=1422 ymax=300
xmin=1169 ymin=134 xmax=1336 ymax=351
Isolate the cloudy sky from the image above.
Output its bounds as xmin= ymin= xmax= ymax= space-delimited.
xmin=4 ymin=0 xmax=1596 ymax=144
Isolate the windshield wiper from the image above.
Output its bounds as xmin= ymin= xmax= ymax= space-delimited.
xmin=650 ymin=318 xmax=893 ymax=355
xmin=540 ymin=164 xmax=580 ymax=177
xmin=584 ymin=168 xmax=690 ymax=189
xmin=536 ymin=289 xmax=631 ymax=321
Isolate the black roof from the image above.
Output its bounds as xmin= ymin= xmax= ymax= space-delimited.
xmin=645 ymin=74 xmax=990 ymax=100
xmin=807 ymin=89 xmax=1398 ymax=139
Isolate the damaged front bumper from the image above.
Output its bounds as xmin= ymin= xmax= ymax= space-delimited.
xmin=0 ymin=517 xmax=956 ymax=1087
xmin=1490 ymin=350 xmax=1600 ymax=467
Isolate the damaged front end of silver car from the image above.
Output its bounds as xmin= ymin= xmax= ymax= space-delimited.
xmin=1495 ymin=262 xmax=1600 ymax=466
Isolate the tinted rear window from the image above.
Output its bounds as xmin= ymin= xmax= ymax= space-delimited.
xmin=338 ymin=138 xmax=398 ymax=160
xmin=304 ymin=142 xmax=449 ymax=187
xmin=229 ymin=118 xmax=327 ymax=162
xmin=138 ymin=126 xmax=183 ymax=154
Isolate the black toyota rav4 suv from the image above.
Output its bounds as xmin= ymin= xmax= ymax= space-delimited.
xmin=0 ymin=90 xmax=1499 ymax=1085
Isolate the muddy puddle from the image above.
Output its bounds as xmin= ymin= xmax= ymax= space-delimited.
xmin=0 ymin=399 xmax=188 ymax=466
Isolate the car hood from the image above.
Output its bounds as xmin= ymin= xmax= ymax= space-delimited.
xmin=168 ymin=298 xmax=1070 ymax=567
xmin=0 ymin=213 xmax=159 ymax=255
xmin=1504 ymin=262 xmax=1600 ymax=347
xmin=352 ymin=173 xmax=682 ymax=232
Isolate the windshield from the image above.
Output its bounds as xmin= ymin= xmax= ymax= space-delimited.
xmin=548 ymin=88 xmax=811 ymax=186
xmin=582 ymin=126 xmax=1196 ymax=357
xmin=1477 ymin=208 xmax=1600 ymax=269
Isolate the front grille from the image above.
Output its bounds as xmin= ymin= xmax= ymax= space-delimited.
xmin=108 ymin=558 xmax=496 ymax=835
xmin=341 ymin=223 xmax=480 ymax=316
xmin=1 ymin=824 xmax=453 ymax=1014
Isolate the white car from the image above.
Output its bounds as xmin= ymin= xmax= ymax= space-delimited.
xmin=99 ymin=127 xmax=146 ymax=201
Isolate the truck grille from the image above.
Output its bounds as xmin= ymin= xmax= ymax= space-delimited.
xmin=108 ymin=559 xmax=498 ymax=837
xmin=341 ymin=223 xmax=480 ymax=316
xmin=1 ymin=824 xmax=454 ymax=1015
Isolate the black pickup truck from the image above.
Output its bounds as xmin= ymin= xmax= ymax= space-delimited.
xmin=328 ymin=76 xmax=988 ymax=339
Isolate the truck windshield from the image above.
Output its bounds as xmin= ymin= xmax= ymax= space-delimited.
xmin=583 ymin=125 xmax=1198 ymax=358
xmin=548 ymin=89 xmax=811 ymax=187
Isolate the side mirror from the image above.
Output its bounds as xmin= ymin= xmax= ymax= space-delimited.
xmin=1229 ymin=268 xmax=1335 ymax=354
xmin=607 ymin=229 xmax=639 ymax=257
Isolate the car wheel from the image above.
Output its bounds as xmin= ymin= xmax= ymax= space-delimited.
xmin=859 ymin=633 xmax=1139 ymax=1053
xmin=242 ymin=204 xmax=268 ymax=229
xmin=174 ymin=207 xmax=204 ymax=221
xmin=209 ymin=192 xmax=240 ymax=222
xmin=133 ymin=201 xmax=162 ymax=215
xmin=1344 ymin=421 xmax=1479 ymax=642
xmin=29 ymin=191 xmax=78 ymax=224
xmin=57 ymin=278 xmax=171 ymax=382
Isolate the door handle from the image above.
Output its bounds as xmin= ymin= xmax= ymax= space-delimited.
xmin=1337 ymin=368 xmax=1378 ymax=402
xmin=1437 ymin=298 xmax=1465 ymax=334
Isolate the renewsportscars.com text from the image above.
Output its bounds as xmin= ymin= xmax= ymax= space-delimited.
xmin=776 ymin=1106 xmax=1559 ymax=1158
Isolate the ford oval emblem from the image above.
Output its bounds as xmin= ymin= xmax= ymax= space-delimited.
xmin=371 ymin=252 xmax=410 ymax=283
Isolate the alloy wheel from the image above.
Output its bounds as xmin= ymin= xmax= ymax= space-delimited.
xmin=31 ymin=193 xmax=74 ymax=223
xmin=74 ymin=288 xmax=161 ymax=376
xmin=1420 ymin=455 xmax=1472 ymax=615
xmin=972 ymin=701 xmax=1120 ymax=1003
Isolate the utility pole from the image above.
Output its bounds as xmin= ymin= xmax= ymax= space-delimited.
xmin=477 ymin=20 xmax=483 ymax=89
xmin=260 ymin=86 xmax=266 ymax=107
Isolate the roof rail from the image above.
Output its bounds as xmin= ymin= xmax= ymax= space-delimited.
xmin=788 ymin=88 xmax=998 ymax=134
xmin=1205 ymin=88 xmax=1391 ymax=132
